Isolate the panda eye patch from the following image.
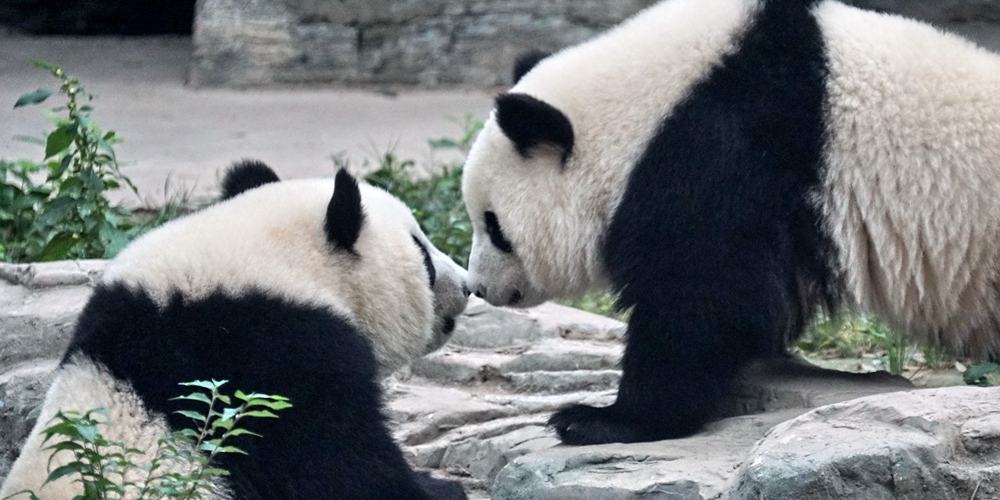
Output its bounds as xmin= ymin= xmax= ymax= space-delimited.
xmin=412 ymin=236 xmax=436 ymax=288
xmin=484 ymin=211 xmax=514 ymax=254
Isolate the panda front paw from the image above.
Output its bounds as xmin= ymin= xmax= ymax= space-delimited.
xmin=547 ymin=403 xmax=644 ymax=445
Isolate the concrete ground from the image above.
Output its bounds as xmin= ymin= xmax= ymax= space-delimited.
xmin=0 ymin=36 xmax=494 ymax=207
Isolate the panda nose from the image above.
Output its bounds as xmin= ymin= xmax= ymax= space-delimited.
xmin=462 ymin=284 xmax=471 ymax=298
xmin=473 ymin=285 xmax=486 ymax=299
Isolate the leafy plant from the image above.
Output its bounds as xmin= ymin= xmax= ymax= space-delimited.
xmin=1 ymin=61 xmax=148 ymax=263
xmin=796 ymin=314 xmax=876 ymax=359
xmin=964 ymin=362 xmax=1000 ymax=387
xmin=557 ymin=292 xmax=629 ymax=322
xmin=5 ymin=380 xmax=290 ymax=500
xmin=357 ymin=114 xmax=482 ymax=268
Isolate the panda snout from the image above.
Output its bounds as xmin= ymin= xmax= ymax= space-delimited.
xmin=462 ymin=284 xmax=471 ymax=298
xmin=509 ymin=289 xmax=523 ymax=305
xmin=473 ymin=284 xmax=487 ymax=299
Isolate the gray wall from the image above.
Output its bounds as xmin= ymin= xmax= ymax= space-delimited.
xmin=190 ymin=0 xmax=1000 ymax=88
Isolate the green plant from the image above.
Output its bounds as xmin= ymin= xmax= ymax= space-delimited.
xmin=964 ymin=362 xmax=1000 ymax=387
xmin=919 ymin=344 xmax=950 ymax=371
xmin=5 ymin=380 xmax=290 ymax=500
xmin=796 ymin=314 xmax=876 ymax=359
xmin=856 ymin=317 xmax=918 ymax=376
xmin=557 ymin=292 xmax=630 ymax=322
xmin=358 ymin=114 xmax=482 ymax=268
xmin=1 ymin=61 xmax=146 ymax=263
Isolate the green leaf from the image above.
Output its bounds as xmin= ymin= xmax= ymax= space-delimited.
xmin=13 ymin=134 xmax=45 ymax=146
xmin=48 ymin=155 xmax=73 ymax=180
xmin=180 ymin=380 xmax=226 ymax=391
xmin=172 ymin=392 xmax=213 ymax=405
xmin=220 ymin=407 xmax=239 ymax=422
xmin=44 ymin=464 xmax=85 ymax=484
xmin=174 ymin=410 xmax=207 ymax=422
xmin=36 ymin=196 xmax=76 ymax=227
xmin=964 ymin=362 xmax=1000 ymax=387
xmin=44 ymin=126 xmax=74 ymax=159
xmin=32 ymin=60 xmax=54 ymax=70
xmin=98 ymin=223 xmax=129 ymax=259
xmin=73 ymin=423 xmax=99 ymax=443
xmin=14 ymin=88 xmax=53 ymax=108
xmin=429 ymin=138 xmax=458 ymax=150
xmin=241 ymin=410 xmax=278 ymax=419
xmin=223 ymin=428 xmax=261 ymax=438
xmin=36 ymin=232 xmax=77 ymax=262
xmin=81 ymin=170 xmax=103 ymax=193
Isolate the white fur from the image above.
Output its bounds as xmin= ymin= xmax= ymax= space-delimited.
xmin=0 ymin=356 xmax=232 ymax=500
xmin=463 ymin=0 xmax=758 ymax=306
xmin=464 ymin=0 xmax=1000 ymax=359
xmin=1 ymin=175 xmax=469 ymax=499
xmin=815 ymin=1 xmax=1000 ymax=358
xmin=105 ymin=178 xmax=467 ymax=374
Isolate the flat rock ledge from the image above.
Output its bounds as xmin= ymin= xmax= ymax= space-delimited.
xmin=2 ymin=261 xmax=997 ymax=499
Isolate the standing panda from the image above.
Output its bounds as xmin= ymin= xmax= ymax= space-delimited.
xmin=0 ymin=162 xmax=469 ymax=499
xmin=462 ymin=0 xmax=1000 ymax=445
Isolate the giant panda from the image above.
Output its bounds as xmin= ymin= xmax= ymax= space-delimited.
xmin=0 ymin=161 xmax=470 ymax=500
xmin=461 ymin=0 xmax=1000 ymax=445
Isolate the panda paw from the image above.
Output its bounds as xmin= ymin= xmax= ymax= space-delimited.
xmin=547 ymin=403 xmax=645 ymax=445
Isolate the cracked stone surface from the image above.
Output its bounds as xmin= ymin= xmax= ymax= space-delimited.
xmin=1 ymin=261 xmax=997 ymax=500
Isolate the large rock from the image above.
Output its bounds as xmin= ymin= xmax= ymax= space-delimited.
xmin=0 ymin=260 xmax=102 ymax=369
xmin=0 ymin=261 xmax=987 ymax=500
xmin=733 ymin=387 xmax=1000 ymax=500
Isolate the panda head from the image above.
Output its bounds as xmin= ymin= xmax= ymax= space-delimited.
xmin=106 ymin=161 xmax=469 ymax=373
xmin=463 ymin=51 xmax=625 ymax=308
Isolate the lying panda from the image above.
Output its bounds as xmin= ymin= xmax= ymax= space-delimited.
xmin=0 ymin=162 xmax=469 ymax=499
xmin=462 ymin=0 xmax=1000 ymax=445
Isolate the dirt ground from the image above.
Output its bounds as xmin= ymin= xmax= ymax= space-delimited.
xmin=0 ymin=35 xmax=494 ymax=208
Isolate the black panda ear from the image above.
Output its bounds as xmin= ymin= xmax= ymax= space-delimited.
xmin=495 ymin=93 xmax=574 ymax=164
xmin=512 ymin=49 xmax=550 ymax=85
xmin=325 ymin=169 xmax=365 ymax=253
xmin=220 ymin=159 xmax=280 ymax=200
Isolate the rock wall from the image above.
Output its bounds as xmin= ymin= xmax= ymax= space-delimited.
xmin=189 ymin=0 xmax=654 ymax=87
xmin=190 ymin=0 xmax=1000 ymax=88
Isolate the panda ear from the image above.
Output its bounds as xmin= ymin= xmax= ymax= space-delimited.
xmin=220 ymin=159 xmax=280 ymax=200
xmin=512 ymin=49 xmax=550 ymax=85
xmin=495 ymin=93 xmax=574 ymax=163
xmin=325 ymin=169 xmax=365 ymax=252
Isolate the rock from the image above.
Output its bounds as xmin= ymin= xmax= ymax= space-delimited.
xmin=0 ymin=261 xmax=985 ymax=500
xmin=732 ymin=387 xmax=1000 ymax=500
xmin=0 ymin=360 xmax=59 ymax=481
xmin=190 ymin=0 xmax=659 ymax=88
xmin=0 ymin=261 xmax=103 ymax=370
xmin=189 ymin=0 xmax=1000 ymax=88
xmin=492 ymin=409 xmax=808 ymax=500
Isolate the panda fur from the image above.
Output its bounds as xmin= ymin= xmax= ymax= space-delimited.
xmin=0 ymin=162 xmax=469 ymax=500
xmin=462 ymin=0 xmax=1000 ymax=445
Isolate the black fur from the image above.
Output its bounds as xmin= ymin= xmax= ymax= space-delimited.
xmin=221 ymin=160 xmax=281 ymax=200
xmin=549 ymin=0 xmax=835 ymax=444
xmin=325 ymin=169 xmax=365 ymax=252
xmin=63 ymin=285 xmax=466 ymax=500
xmin=495 ymin=93 xmax=574 ymax=163
xmin=512 ymin=49 xmax=551 ymax=84
xmin=484 ymin=211 xmax=513 ymax=254
xmin=412 ymin=236 xmax=437 ymax=287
